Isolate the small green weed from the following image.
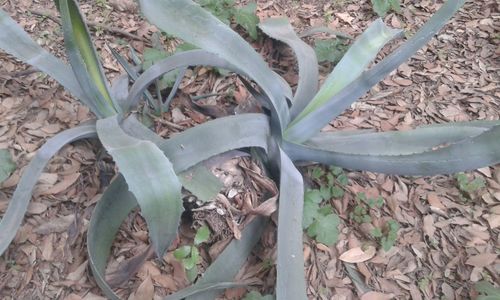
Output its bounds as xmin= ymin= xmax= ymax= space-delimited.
xmin=197 ymin=0 xmax=259 ymax=40
xmin=350 ymin=192 xmax=383 ymax=223
xmin=455 ymin=173 xmax=485 ymax=201
xmin=173 ymin=225 xmax=210 ymax=282
xmin=371 ymin=0 xmax=401 ymax=17
xmin=475 ymin=281 xmax=500 ymax=300
xmin=314 ymin=39 xmax=349 ymax=64
xmin=303 ymin=166 xmax=346 ymax=245
xmin=371 ymin=219 xmax=399 ymax=251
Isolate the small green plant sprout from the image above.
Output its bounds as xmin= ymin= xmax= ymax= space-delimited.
xmin=197 ymin=0 xmax=260 ymax=40
xmin=350 ymin=192 xmax=384 ymax=223
xmin=371 ymin=0 xmax=401 ymax=17
xmin=173 ymin=225 xmax=211 ymax=282
xmin=455 ymin=172 xmax=486 ymax=200
xmin=314 ymin=39 xmax=349 ymax=64
xmin=0 ymin=149 xmax=16 ymax=183
xmin=303 ymin=189 xmax=341 ymax=246
xmin=243 ymin=291 xmax=274 ymax=300
xmin=475 ymin=281 xmax=500 ymax=300
xmin=370 ymin=219 xmax=399 ymax=251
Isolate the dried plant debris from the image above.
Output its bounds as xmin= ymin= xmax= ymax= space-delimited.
xmin=0 ymin=0 xmax=498 ymax=299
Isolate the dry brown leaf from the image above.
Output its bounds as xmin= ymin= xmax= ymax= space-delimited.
xmin=67 ymin=260 xmax=88 ymax=282
xmin=131 ymin=275 xmax=154 ymax=300
xmin=423 ymin=215 xmax=435 ymax=239
xmin=465 ymin=253 xmax=497 ymax=268
xmin=339 ymin=246 xmax=376 ymax=263
xmin=40 ymin=173 xmax=80 ymax=195
xmin=27 ymin=202 xmax=48 ymax=214
xmin=484 ymin=214 xmax=500 ymax=229
xmin=361 ymin=291 xmax=395 ymax=300
xmin=34 ymin=214 xmax=75 ymax=234
xmin=82 ymin=293 xmax=107 ymax=300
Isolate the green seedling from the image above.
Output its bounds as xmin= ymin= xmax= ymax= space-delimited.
xmin=0 ymin=149 xmax=16 ymax=183
xmin=350 ymin=192 xmax=383 ymax=224
xmin=197 ymin=0 xmax=259 ymax=40
xmin=173 ymin=225 xmax=211 ymax=282
xmin=475 ymin=281 xmax=500 ymax=300
xmin=314 ymin=39 xmax=349 ymax=64
xmin=455 ymin=173 xmax=486 ymax=201
xmin=371 ymin=0 xmax=401 ymax=17
xmin=371 ymin=219 xmax=399 ymax=251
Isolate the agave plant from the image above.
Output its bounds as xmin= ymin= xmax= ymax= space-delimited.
xmin=0 ymin=0 xmax=498 ymax=299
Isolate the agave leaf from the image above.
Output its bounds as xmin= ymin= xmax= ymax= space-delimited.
xmin=306 ymin=121 xmax=500 ymax=155
xmin=0 ymin=9 xmax=90 ymax=108
xmin=179 ymin=165 xmax=223 ymax=203
xmin=285 ymin=0 xmax=466 ymax=142
xmin=122 ymin=115 xmax=270 ymax=174
xmin=88 ymin=175 xmax=265 ymax=300
xmin=87 ymin=175 xmax=135 ymax=300
xmin=138 ymin=0 xmax=290 ymax=133
xmin=288 ymin=19 xmax=402 ymax=140
xmin=109 ymin=46 xmax=157 ymax=108
xmin=59 ymin=0 xmax=117 ymax=117
xmin=284 ymin=125 xmax=500 ymax=176
xmin=259 ymin=17 xmax=319 ymax=118
xmin=96 ymin=115 xmax=183 ymax=256
xmin=0 ymin=123 xmax=97 ymax=255
xmin=175 ymin=217 xmax=267 ymax=300
xmin=275 ymin=148 xmax=307 ymax=300
xmin=88 ymin=114 xmax=270 ymax=299
xmin=164 ymin=282 xmax=248 ymax=300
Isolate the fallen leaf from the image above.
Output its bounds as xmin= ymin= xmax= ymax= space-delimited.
xmin=339 ymin=246 xmax=376 ymax=263
xmin=40 ymin=173 xmax=80 ymax=195
xmin=423 ymin=215 xmax=435 ymax=239
xmin=131 ymin=275 xmax=154 ymax=300
xmin=27 ymin=202 xmax=48 ymax=214
xmin=67 ymin=260 xmax=88 ymax=282
xmin=361 ymin=291 xmax=395 ymax=300
xmin=465 ymin=253 xmax=497 ymax=268
xmin=484 ymin=214 xmax=500 ymax=229
xmin=34 ymin=214 xmax=75 ymax=234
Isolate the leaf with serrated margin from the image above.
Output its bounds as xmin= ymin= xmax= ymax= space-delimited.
xmin=0 ymin=123 xmax=97 ymax=255
xmin=96 ymin=115 xmax=182 ymax=256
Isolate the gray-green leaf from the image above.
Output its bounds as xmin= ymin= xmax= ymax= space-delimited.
xmin=0 ymin=149 xmax=15 ymax=183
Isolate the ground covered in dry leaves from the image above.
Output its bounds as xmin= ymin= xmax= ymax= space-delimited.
xmin=0 ymin=0 xmax=499 ymax=299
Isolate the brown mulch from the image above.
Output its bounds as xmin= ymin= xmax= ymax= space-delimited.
xmin=0 ymin=0 xmax=499 ymax=299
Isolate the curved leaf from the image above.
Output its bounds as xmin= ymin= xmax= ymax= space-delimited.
xmin=287 ymin=19 xmax=402 ymax=141
xmin=87 ymin=175 xmax=136 ymax=300
xmin=174 ymin=217 xmax=267 ymax=300
xmin=88 ymin=114 xmax=270 ymax=299
xmin=0 ymin=9 xmax=89 ymax=107
xmin=59 ymin=0 xmax=117 ymax=117
xmin=285 ymin=0 xmax=466 ymax=142
xmin=122 ymin=114 xmax=270 ymax=173
xmin=138 ymin=0 xmax=290 ymax=133
xmin=259 ymin=17 xmax=319 ymax=118
xmin=306 ymin=121 xmax=500 ymax=155
xmin=275 ymin=148 xmax=307 ymax=300
xmin=96 ymin=115 xmax=183 ymax=256
xmin=0 ymin=123 xmax=97 ymax=255
xmin=284 ymin=125 xmax=500 ymax=176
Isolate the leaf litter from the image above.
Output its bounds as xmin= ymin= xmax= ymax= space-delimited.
xmin=0 ymin=0 xmax=499 ymax=299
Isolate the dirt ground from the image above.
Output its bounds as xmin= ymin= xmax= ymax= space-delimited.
xmin=0 ymin=0 xmax=499 ymax=299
